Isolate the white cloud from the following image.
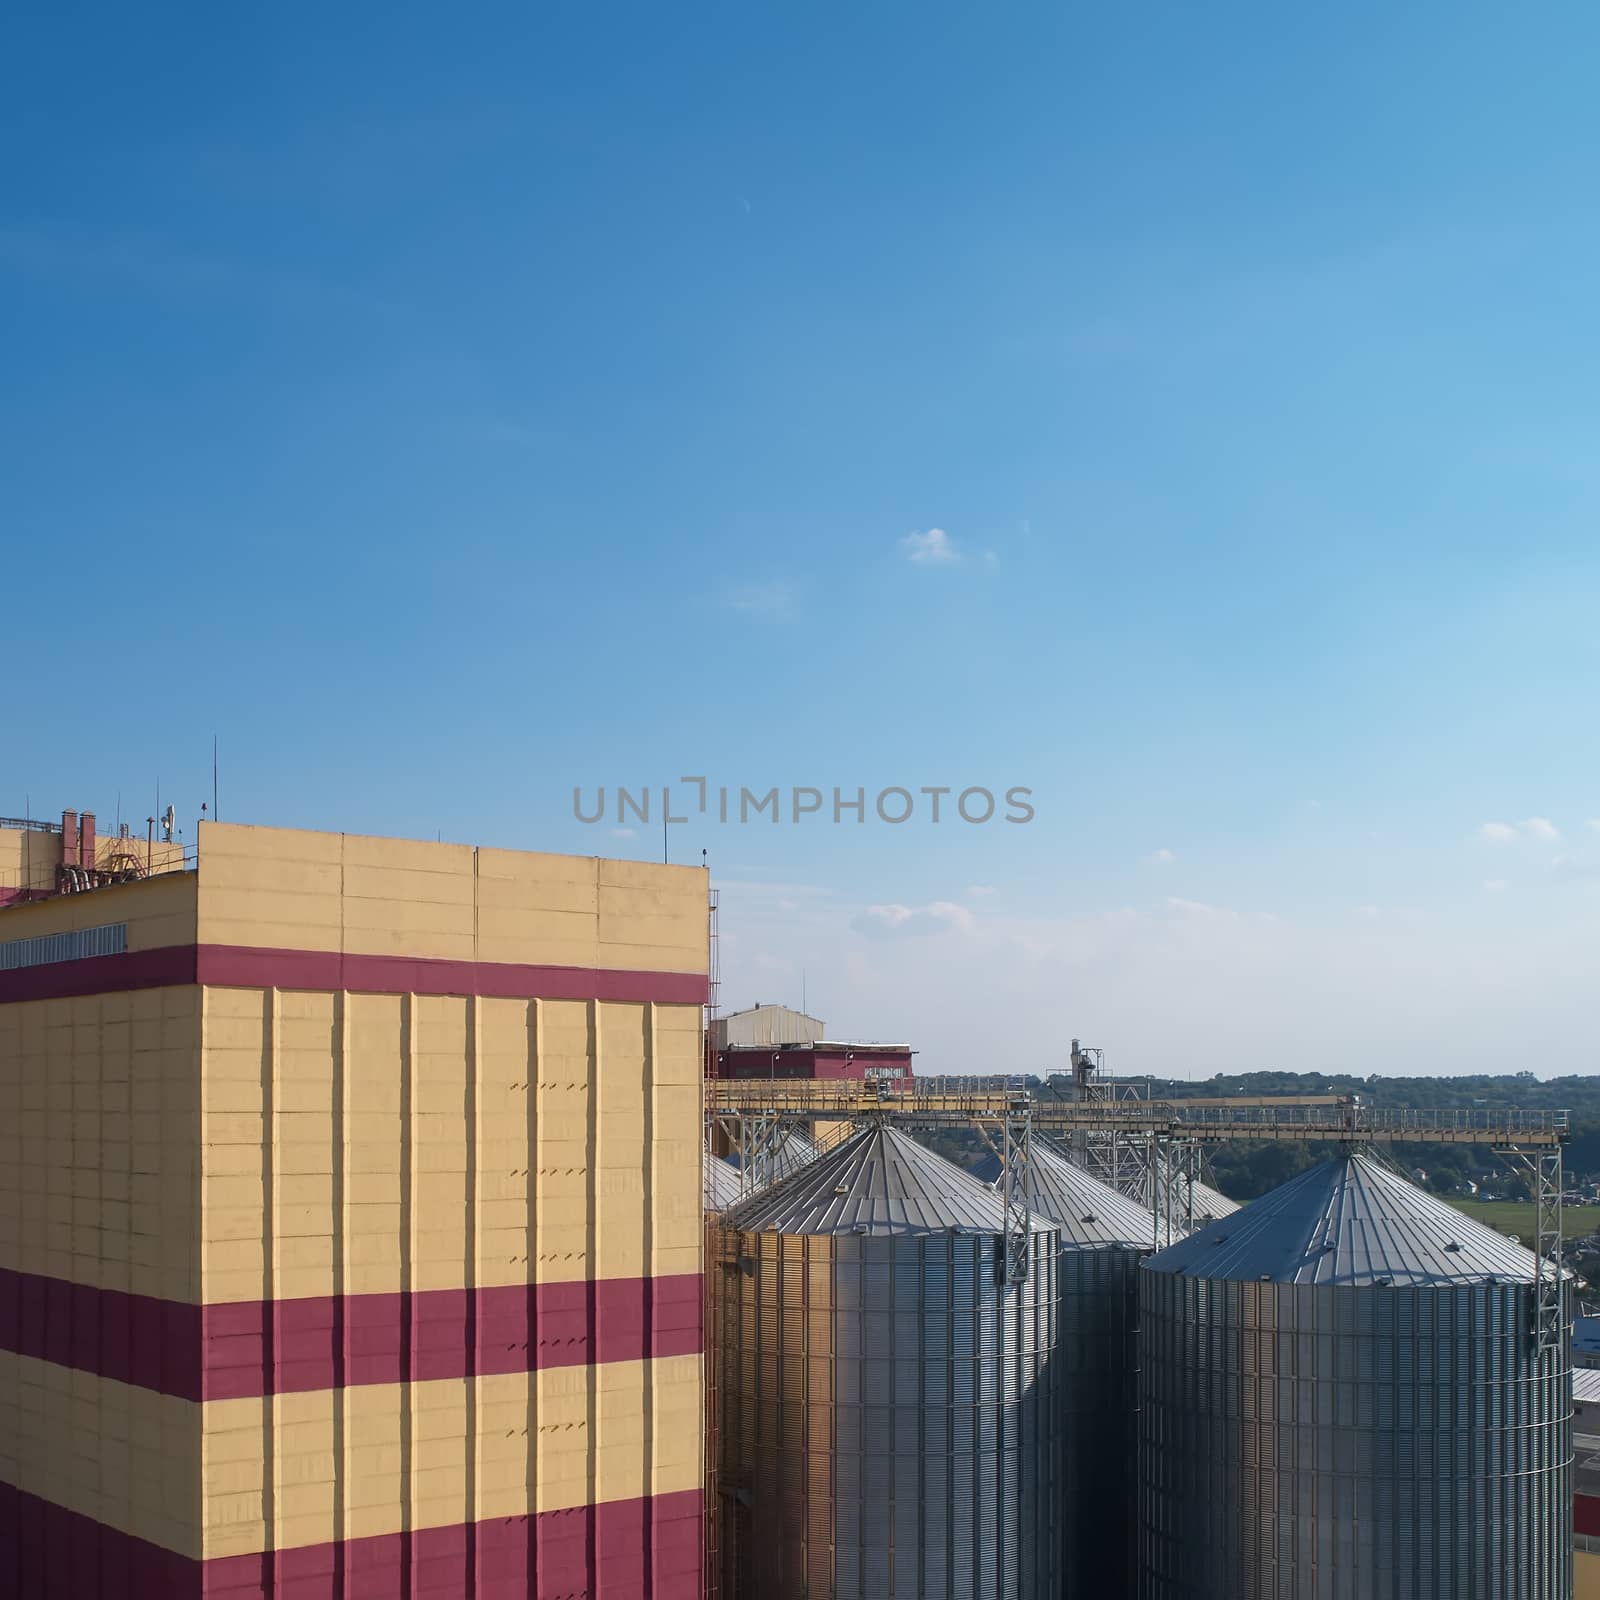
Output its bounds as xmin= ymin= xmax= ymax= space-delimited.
xmin=1483 ymin=879 xmax=1508 ymax=892
xmin=982 ymin=549 xmax=999 ymax=571
xmin=966 ymin=884 xmax=996 ymax=898
xmin=899 ymin=528 xmax=959 ymax=564
xmin=712 ymin=872 xmax=1600 ymax=1076
xmin=1588 ymin=819 xmax=1600 ymax=833
xmin=854 ymin=900 xmax=975 ymax=938
xmin=611 ymin=827 xmax=636 ymax=839
xmin=1164 ymin=896 xmax=1236 ymax=919
xmin=1145 ymin=848 xmax=1176 ymax=865
xmin=1482 ymin=817 xmax=1563 ymax=845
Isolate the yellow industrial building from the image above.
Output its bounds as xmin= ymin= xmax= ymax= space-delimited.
xmin=0 ymin=818 xmax=707 ymax=1598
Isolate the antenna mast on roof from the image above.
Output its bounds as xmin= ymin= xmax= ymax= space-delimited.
xmin=706 ymin=870 xmax=721 ymax=1027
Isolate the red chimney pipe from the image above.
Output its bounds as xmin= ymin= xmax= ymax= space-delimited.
xmin=60 ymin=810 xmax=78 ymax=869
xmin=79 ymin=813 xmax=96 ymax=877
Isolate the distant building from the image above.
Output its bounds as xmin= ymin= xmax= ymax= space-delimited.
xmin=707 ymin=1003 xmax=914 ymax=1091
xmin=709 ymin=1039 xmax=915 ymax=1090
xmin=1576 ymin=1315 xmax=1600 ymax=1370
xmin=1575 ymin=1369 xmax=1600 ymax=1593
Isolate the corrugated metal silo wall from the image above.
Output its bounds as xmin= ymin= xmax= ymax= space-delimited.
xmin=1138 ymin=1273 xmax=1573 ymax=1600
xmin=719 ymin=1227 xmax=1061 ymax=1599
xmin=1058 ymin=1245 xmax=1143 ymax=1600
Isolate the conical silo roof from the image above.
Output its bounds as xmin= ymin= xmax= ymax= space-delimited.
xmin=704 ymin=1146 xmax=744 ymax=1211
xmin=1180 ymin=1175 xmax=1239 ymax=1223
xmin=999 ymin=1138 xmax=1158 ymax=1247
xmin=731 ymin=1126 xmax=820 ymax=1183
xmin=1148 ymin=1168 xmax=1240 ymax=1226
xmin=968 ymin=1149 xmax=1003 ymax=1186
xmin=1144 ymin=1151 xmax=1541 ymax=1286
xmin=724 ymin=1122 xmax=1026 ymax=1236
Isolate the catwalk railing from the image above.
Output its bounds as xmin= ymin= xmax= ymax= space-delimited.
xmin=705 ymin=1080 xmax=1568 ymax=1147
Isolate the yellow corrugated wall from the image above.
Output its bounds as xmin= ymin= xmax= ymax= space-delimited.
xmin=198 ymin=983 xmax=704 ymax=1561
xmin=1578 ymin=1549 xmax=1600 ymax=1600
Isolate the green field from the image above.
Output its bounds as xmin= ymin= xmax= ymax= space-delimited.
xmin=1448 ymin=1199 xmax=1600 ymax=1241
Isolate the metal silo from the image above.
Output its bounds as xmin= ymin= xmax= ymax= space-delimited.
xmin=705 ymin=1144 xmax=745 ymax=1212
xmin=733 ymin=1123 xmax=822 ymax=1189
xmin=719 ymin=1122 xmax=1061 ymax=1600
xmin=1138 ymin=1152 xmax=1572 ymax=1600
xmin=998 ymin=1138 xmax=1158 ymax=1600
xmin=1072 ymin=1146 xmax=1239 ymax=1242
xmin=1125 ymin=1162 xmax=1240 ymax=1239
xmin=704 ymin=1139 xmax=755 ymax=1600
xmin=1167 ymin=1171 xmax=1239 ymax=1227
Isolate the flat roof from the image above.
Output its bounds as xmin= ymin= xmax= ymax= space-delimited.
xmin=719 ymin=1039 xmax=914 ymax=1052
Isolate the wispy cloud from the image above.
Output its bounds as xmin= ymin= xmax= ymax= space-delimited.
xmin=854 ymin=900 xmax=975 ymax=938
xmin=1553 ymin=858 xmax=1600 ymax=883
xmin=612 ymin=826 xmax=636 ymax=839
xmin=1145 ymin=847 xmax=1176 ymax=865
xmin=726 ymin=579 xmax=800 ymax=620
xmin=1164 ymin=896 xmax=1235 ymax=919
xmin=1589 ymin=819 xmax=1600 ymax=833
xmin=715 ymin=861 xmax=1600 ymax=1075
xmin=899 ymin=528 xmax=959 ymax=565
xmin=1483 ymin=879 xmax=1508 ymax=892
xmin=966 ymin=884 xmax=996 ymax=899
xmin=474 ymin=417 xmax=561 ymax=448
xmin=716 ymin=879 xmax=837 ymax=899
xmin=710 ymin=853 xmax=1600 ymax=1074
xmin=0 ymin=226 xmax=382 ymax=313
xmin=1480 ymin=818 xmax=1562 ymax=844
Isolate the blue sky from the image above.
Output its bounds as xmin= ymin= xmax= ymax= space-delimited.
xmin=6 ymin=4 xmax=1600 ymax=1075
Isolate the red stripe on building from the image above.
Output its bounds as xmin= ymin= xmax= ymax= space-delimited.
xmin=0 ymin=1269 xmax=703 ymax=1402
xmin=197 ymin=944 xmax=711 ymax=1006
xmin=1577 ymin=1491 xmax=1600 ymax=1537
xmin=0 ymin=941 xmax=707 ymax=1007
xmin=0 ymin=944 xmax=200 ymax=1005
xmin=0 ymin=1479 xmax=702 ymax=1599
xmin=202 ymin=1273 xmax=705 ymax=1400
xmin=0 ymin=1269 xmax=205 ymax=1401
